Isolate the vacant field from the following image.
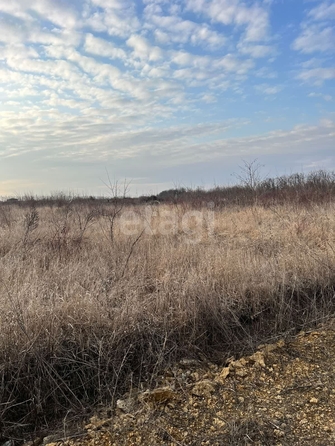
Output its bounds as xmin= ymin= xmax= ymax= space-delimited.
xmin=1 ymin=197 xmax=335 ymax=441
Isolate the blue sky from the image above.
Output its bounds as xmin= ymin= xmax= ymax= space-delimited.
xmin=0 ymin=0 xmax=334 ymax=196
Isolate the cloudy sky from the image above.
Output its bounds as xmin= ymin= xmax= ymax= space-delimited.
xmin=0 ymin=0 xmax=334 ymax=196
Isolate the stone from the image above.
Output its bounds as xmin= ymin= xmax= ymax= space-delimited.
xmin=23 ymin=439 xmax=42 ymax=446
xmin=259 ymin=343 xmax=278 ymax=353
xmin=138 ymin=387 xmax=177 ymax=405
xmin=213 ymin=417 xmax=226 ymax=428
xmin=192 ymin=380 xmax=216 ymax=398
xmin=43 ymin=436 xmax=60 ymax=445
xmin=116 ymin=397 xmax=136 ymax=413
xmin=235 ymin=368 xmax=248 ymax=378
xmin=274 ymin=429 xmax=285 ymax=437
xmin=179 ymin=358 xmax=200 ymax=366
xmin=250 ymin=351 xmax=266 ymax=367
xmin=232 ymin=358 xmax=248 ymax=368
xmin=85 ymin=416 xmax=113 ymax=431
xmin=217 ymin=366 xmax=230 ymax=382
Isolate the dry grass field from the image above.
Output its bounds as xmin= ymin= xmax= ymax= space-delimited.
xmin=1 ymin=188 xmax=335 ymax=441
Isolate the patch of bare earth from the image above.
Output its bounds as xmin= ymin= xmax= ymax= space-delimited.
xmin=36 ymin=321 xmax=335 ymax=446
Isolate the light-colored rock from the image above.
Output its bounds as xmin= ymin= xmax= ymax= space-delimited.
xmin=192 ymin=380 xmax=216 ymax=398
xmin=85 ymin=415 xmax=112 ymax=430
xmin=116 ymin=397 xmax=136 ymax=413
xmin=232 ymin=358 xmax=248 ymax=368
xmin=138 ymin=386 xmax=177 ymax=405
xmin=179 ymin=358 xmax=200 ymax=366
xmin=250 ymin=351 xmax=266 ymax=367
xmin=213 ymin=417 xmax=226 ymax=428
xmin=43 ymin=436 xmax=60 ymax=445
xmin=215 ymin=366 xmax=230 ymax=383
xmin=235 ymin=368 xmax=248 ymax=377
xmin=23 ymin=439 xmax=42 ymax=446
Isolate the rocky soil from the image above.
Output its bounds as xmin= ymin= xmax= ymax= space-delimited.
xmin=21 ymin=321 xmax=335 ymax=446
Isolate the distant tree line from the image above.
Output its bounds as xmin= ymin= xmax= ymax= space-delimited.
xmin=2 ymin=169 xmax=335 ymax=208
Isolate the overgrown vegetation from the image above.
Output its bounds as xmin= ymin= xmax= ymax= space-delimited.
xmin=1 ymin=169 xmax=335 ymax=443
xmin=155 ymin=168 xmax=335 ymax=207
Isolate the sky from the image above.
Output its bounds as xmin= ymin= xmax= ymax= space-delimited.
xmin=0 ymin=0 xmax=334 ymax=197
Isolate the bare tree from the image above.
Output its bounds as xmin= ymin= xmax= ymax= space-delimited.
xmin=101 ymin=172 xmax=131 ymax=243
xmin=234 ymin=159 xmax=265 ymax=191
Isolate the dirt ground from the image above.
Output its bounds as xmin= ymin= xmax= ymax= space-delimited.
xmin=29 ymin=320 xmax=335 ymax=446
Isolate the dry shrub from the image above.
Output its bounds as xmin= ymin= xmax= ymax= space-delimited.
xmin=0 ymin=199 xmax=335 ymax=441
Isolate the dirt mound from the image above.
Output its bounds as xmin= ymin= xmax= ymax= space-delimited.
xmin=27 ymin=320 xmax=335 ymax=446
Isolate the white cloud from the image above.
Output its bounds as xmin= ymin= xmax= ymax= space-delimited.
xmin=41 ymin=44 xmax=152 ymax=99
xmin=201 ymin=93 xmax=217 ymax=103
xmin=235 ymin=4 xmax=269 ymax=42
xmin=298 ymin=67 xmax=335 ymax=84
xmin=238 ymin=43 xmax=274 ymax=58
xmin=1 ymin=115 xmax=333 ymax=174
xmin=84 ymin=33 xmax=127 ymax=60
xmin=255 ymin=83 xmax=282 ymax=95
xmin=293 ymin=25 xmax=335 ymax=53
xmin=0 ymin=0 xmax=78 ymax=29
xmin=0 ymin=18 xmax=27 ymax=44
xmin=308 ymin=92 xmax=332 ymax=101
xmin=0 ymin=0 xmax=277 ymax=122
xmin=144 ymin=5 xmax=226 ymax=49
xmin=293 ymin=3 xmax=335 ymax=84
xmin=30 ymin=29 xmax=82 ymax=47
xmin=189 ymin=24 xmax=225 ymax=48
xmin=5 ymin=56 xmax=84 ymax=84
xmin=216 ymin=54 xmax=254 ymax=74
xmin=255 ymin=66 xmax=277 ymax=79
xmin=308 ymin=2 xmax=335 ymax=21
xmin=170 ymin=50 xmax=210 ymax=68
xmin=85 ymin=0 xmax=140 ymax=37
xmin=0 ymin=7 xmax=82 ymax=49
xmin=0 ymin=0 xmax=333 ymax=196
xmin=186 ymin=0 xmax=270 ymax=42
xmin=126 ymin=35 xmax=163 ymax=62
xmin=0 ymin=44 xmax=39 ymax=63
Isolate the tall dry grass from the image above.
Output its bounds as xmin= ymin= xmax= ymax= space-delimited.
xmin=1 ymin=198 xmax=335 ymax=441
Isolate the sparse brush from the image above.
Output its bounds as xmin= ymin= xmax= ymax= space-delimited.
xmin=22 ymin=206 xmax=39 ymax=246
xmin=1 ymin=183 xmax=335 ymax=442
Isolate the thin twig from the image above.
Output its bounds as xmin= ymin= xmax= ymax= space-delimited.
xmin=120 ymin=229 xmax=145 ymax=278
